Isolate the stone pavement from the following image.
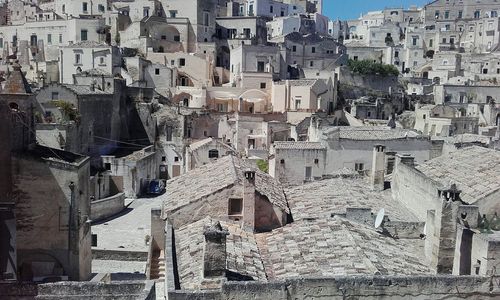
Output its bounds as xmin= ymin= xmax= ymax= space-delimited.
xmin=92 ymin=196 xmax=163 ymax=252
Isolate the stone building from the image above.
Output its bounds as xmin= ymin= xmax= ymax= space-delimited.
xmin=162 ymin=155 xmax=290 ymax=232
xmin=270 ymin=125 xmax=442 ymax=186
xmin=1 ymin=64 xmax=92 ymax=281
xmin=414 ymin=104 xmax=479 ymax=137
xmin=184 ymin=137 xmax=236 ymax=172
xmin=392 ymin=146 xmax=500 ymax=220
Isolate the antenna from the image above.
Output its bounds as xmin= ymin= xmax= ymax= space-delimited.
xmin=374 ymin=208 xmax=385 ymax=228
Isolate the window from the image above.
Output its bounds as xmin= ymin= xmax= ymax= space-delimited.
xmin=353 ymin=56 xmax=358 ymax=61
xmin=98 ymin=4 xmax=105 ymax=12
xmin=309 ymin=61 xmax=314 ymax=67
xmin=412 ymin=37 xmax=417 ymax=46
xmin=81 ymin=29 xmax=88 ymax=41
xmin=47 ymin=34 xmax=52 ymax=45
xmin=155 ymin=68 xmax=160 ymax=75
xmin=162 ymin=156 xmax=166 ymax=162
xmin=30 ymin=35 xmax=37 ymax=47
xmin=174 ymin=35 xmax=180 ymax=42
xmin=474 ymin=10 xmax=480 ymax=19
xmin=99 ymin=57 xmax=105 ymax=65
xmin=314 ymin=159 xmax=319 ymax=164
xmin=82 ymin=2 xmax=88 ymax=12
xmin=0 ymin=38 xmax=2 ymax=48
xmin=179 ymin=58 xmax=185 ymax=66
xmin=444 ymin=11 xmax=449 ymax=19
xmin=260 ymin=82 xmax=266 ymax=89
xmin=228 ymin=198 xmax=243 ymax=216
xmin=435 ymin=10 xmax=439 ymax=18
xmin=208 ymin=149 xmax=219 ymax=159
xmin=104 ymin=163 xmax=111 ymax=171
xmin=270 ymin=5 xmax=273 ymax=13
xmin=59 ymin=34 xmax=63 ymax=43
xmin=51 ymin=92 xmax=59 ymax=100
xmin=305 ymin=167 xmax=312 ymax=180
xmin=429 ymin=39 xmax=433 ymax=47
xmin=75 ymin=53 xmax=81 ymax=64
xmin=458 ymin=11 xmax=463 ymax=18
xmin=292 ymin=45 xmax=297 ymax=52
xmin=280 ymin=159 xmax=285 ymax=164
xmin=311 ymin=47 xmax=316 ymax=53
xmin=295 ymin=98 xmax=301 ymax=109
xmin=257 ymin=61 xmax=265 ymax=72
xmin=355 ymin=163 xmax=364 ymax=171
xmin=394 ymin=51 xmax=399 ymax=58
xmin=161 ymin=35 xmax=166 ymax=40
xmin=143 ymin=7 xmax=149 ymax=17
xmin=492 ymin=11 xmax=498 ymax=18
xmin=170 ymin=10 xmax=177 ymax=18
xmin=174 ymin=157 xmax=180 ymax=162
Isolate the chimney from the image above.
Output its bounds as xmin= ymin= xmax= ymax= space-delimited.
xmin=426 ymin=184 xmax=463 ymax=274
xmin=371 ymin=144 xmax=385 ymax=191
xmin=203 ymin=221 xmax=229 ymax=278
xmin=395 ymin=153 xmax=415 ymax=168
xmin=242 ymin=169 xmax=256 ymax=232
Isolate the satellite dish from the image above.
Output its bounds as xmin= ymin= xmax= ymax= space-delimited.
xmin=375 ymin=208 xmax=385 ymax=229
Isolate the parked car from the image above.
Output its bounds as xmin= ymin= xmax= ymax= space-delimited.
xmin=143 ymin=179 xmax=166 ymax=195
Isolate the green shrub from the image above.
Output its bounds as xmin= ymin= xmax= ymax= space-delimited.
xmin=347 ymin=59 xmax=399 ymax=77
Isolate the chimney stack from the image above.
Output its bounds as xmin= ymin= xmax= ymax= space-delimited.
xmin=242 ymin=169 xmax=256 ymax=232
xmin=371 ymin=144 xmax=385 ymax=191
xmin=203 ymin=221 xmax=229 ymax=278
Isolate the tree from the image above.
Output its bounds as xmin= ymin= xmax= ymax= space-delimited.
xmin=347 ymin=59 xmax=399 ymax=76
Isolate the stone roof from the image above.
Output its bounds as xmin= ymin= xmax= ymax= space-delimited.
xmin=164 ymin=156 xmax=289 ymax=217
xmin=256 ymin=217 xmax=431 ymax=279
xmin=436 ymin=134 xmax=492 ymax=145
xmin=64 ymin=41 xmax=110 ymax=48
xmin=188 ymin=138 xmax=235 ymax=153
xmin=1 ymin=64 xmax=32 ymax=94
xmin=273 ymin=141 xmax=326 ymax=150
xmin=285 ymin=178 xmax=419 ymax=222
xmin=274 ymin=79 xmax=318 ymax=86
xmin=323 ymin=126 xmax=420 ymax=141
xmin=63 ymin=84 xmax=114 ymax=95
xmin=415 ymin=146 xmax=500 ymax=204
xmin=175 ymin=217 xmax=267 ymax=290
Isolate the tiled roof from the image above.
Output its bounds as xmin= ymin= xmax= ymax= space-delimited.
xmin=175 ymin=217 xmax=266 ymax=290
xmin=274 ymin=79 xmax=318 ymax=86
xmin=63 ymin=84 xmax=113 ymax=95
xmin=1 ymin=64 xmax=31 ymax=94
xmin=415 ymin=146 xmax=500 ymax=204
xmin=64 ymin=41 xmax=110 ymax=48
xmin=164 ymin=156 xmax=289 ymax=217
xmin=436 ymin=134 xmax=492 ymax=145
xmin=273 ymin=141 xmax=326 ymax=150
xmin=285 ymin=178 xmax=419 ymax=222
xmin=256 ymin=217 xmax=431 ymax=279
xmin=323 ymin=126 xmax=420 ymax=141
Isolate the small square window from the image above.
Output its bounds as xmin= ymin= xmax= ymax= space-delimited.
xmin=155 ymin=68 xmax=160 ymax=75
xmin=260 ymin=82 xmax=266 ymax=89
xmin=179 ymin=58 xmax=186 ymax=66
xmin=162 ymin=156 xmax=166 ymax=162
xmin=228 ymin=198 xmax=243 ymax=216
xmin=104 ymin=163 xmax=111 ymax=171
xmin=280 ymin=159 xmax=285 ymax=164
xmin=174 ymin=157 xmax=179 ymax=162
xmin=314 ymin=159 xmax=319 ymax=164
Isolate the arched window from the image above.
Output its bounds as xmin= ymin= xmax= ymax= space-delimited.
xmin=8 ymin=102 xmax=19 ymax=111
xmin=208 ymin=149 xmax=219 ymax=159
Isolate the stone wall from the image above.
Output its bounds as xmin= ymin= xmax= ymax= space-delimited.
xmin=0 ymin=280 xmax=156 ymax=300
xmin=90 ymin=193 xmax=125 ymax=222
xmin=167 ymin=275 xmax=500 ymax=299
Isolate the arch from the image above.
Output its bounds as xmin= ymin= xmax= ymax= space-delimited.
xmin=238 ymin=89 xmax=269 ymax=102
xmin=18 ymin=251 xmax=66 ymax=281
xmin=8 ymin=102 xmax=19 ymax=111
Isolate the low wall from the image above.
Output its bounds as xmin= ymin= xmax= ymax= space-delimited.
xmin=92 ymin=249 xmax=149 ymax=261
xmin=0 ymin=280 xmax=156 ymax=300
xmin=90 ymin=192 xmax=125 ymax=222
xmin=168 ymin=275 xmax=500 ymax=300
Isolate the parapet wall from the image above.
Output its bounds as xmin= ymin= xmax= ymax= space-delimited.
xmin=168 ymin=275 xmax=500 ymax=300
xmin=90 ymin=192 xmax=126 ymax=222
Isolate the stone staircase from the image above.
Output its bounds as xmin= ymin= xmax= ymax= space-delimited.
xmin=149 ymin=250 xmax=165 ymax=282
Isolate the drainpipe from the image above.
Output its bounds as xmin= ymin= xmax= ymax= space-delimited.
xmin=68 ymin=182 xmax=75 ymax=273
